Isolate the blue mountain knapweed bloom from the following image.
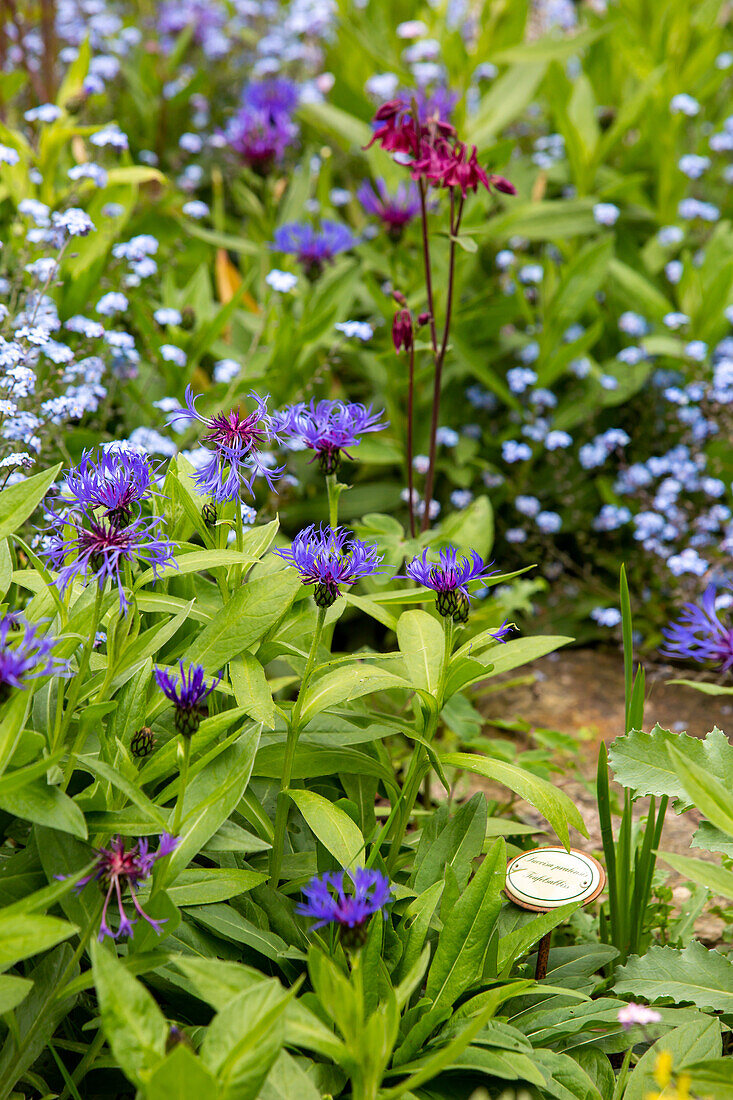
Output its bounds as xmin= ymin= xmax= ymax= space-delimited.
xmin=56 ymin=447 xmax=162 ymax=525
xmin=225 ymin=79 xmax=299 ymax=171
xmin=43 ymin=509 xmax=176 ymax=614
xmin=661 ymin=585 xmax=733 ymax=671
xmin=75 ymin=834 xmax=179 ymax=941
xmin=272 ymin=221 xmax=356 ymax=279
xmin=168 ymin=386 xmax=282 ymax=503
xmin=275 ymin=399 xmax=388 ymax=474
xmin=297 ymin=868 xmax=392 ymax=947
xmin=357 ymin=179 xmax=421 ymax=239
xmin=154 ymin=660 xmax=222 ymax=736
xmin=401 ymin=547 xmax=500 ymax=622
xmin=275 ymin=524 xmax=383 ymax=607
xmin=0 ymin=614 xmax=70 ymax=703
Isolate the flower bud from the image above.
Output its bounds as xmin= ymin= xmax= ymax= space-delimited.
xmin=131 ymin=726 xmax=155 ymax=758
xmin=392 ymin=309 xmax=413 ymax=353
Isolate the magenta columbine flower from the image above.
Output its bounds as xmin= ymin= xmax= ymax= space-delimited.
xmin=75 ymin=834 xmax=179 ymax=941
xmin=272 ymin=221 xmax=356 ymax=279
xmin=357 ymin=179 xmax=421 ymax=239
xmin=154 ymin=660 xmax=222 ymax=736
xmin=661 ymin=584 xmax=733 ymax=671
xmin=274 ymin=399 xmax=388 ymax=474
xmin=296 ymin=868 xmax=392 ymax=947
xmin=55 ymin=447 xmax=162 ymax=525
xmin=43 ymin=510 xmax=176 ymax=613
xmin=168 ymin=385 xmax=282 ymax=503
xmin=401 ymin=547 xmax=500 ymax=622
xmin=0 ymin=614 xmax=70 ymax=703
xmin=274 ymin=524 xmax=383 ymax=607
xmin=617 ymin=1003 xmax=662 ymax=1030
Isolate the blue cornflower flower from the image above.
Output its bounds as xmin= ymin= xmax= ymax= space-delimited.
xmin=400 ymin=547 xmax=500 ymax=622
xmin=272 ymin=221 xmax=356 ymax=279
xmin=55 ymin=448 xmax=162 ymax=525
xmin=297 ymin=868 xmax=392 ymax=947
xmin=42 ymin=509 xmax=176 ymax=614
xmin=154 ymin=660 xmax=222 ymax=736
xmin=274 ymin=525 xmax=383 ymax=608
xmin=661 ymin=585 xmax=733 ymax=671
xmin=242 ymin=78 xmax=300 ymax=116
xmin=225 ymin=97 xmax=299 ymax=170
xmin=274 ymin=399 xmax=388 ymax=474
xmin=168 ymin=385 xmax=282 ymax=503
xmin=0 ymin=614 xmax=70 ymax=702
xmin=357 ymin=179 xmax=421 ymax=238
xmin=74 ymin=834 xmax=179 ymax=941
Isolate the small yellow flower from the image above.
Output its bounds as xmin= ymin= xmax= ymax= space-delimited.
xmin=654 ymin=1051 xmax=674 ymax=1088
xmin=676 ymin=1072 xmax=691 ymax=1100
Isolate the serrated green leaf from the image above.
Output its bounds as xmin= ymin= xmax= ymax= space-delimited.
xmin=614 ymin=941 xmax=733 ymax=1013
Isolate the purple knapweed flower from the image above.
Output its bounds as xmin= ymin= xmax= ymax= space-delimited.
xmin=0 ymin=614 xmax=70 ymax=703
xmin=297 ymin=868 xmax=392 ymax=946
xmin=55 ymin=448 xmax=162 ymax=525
xmin=75 ymin=834 xmax=179 ymax=941
xmin=617 ymin=1003 xmax=662 ymax=1030
xmin=43 ymin=511 xmax=176 ymax=613
xmin=225 ymin=80 xmax=299 ymax=172
xmin=400 ymin=547 xmax=500 ymax=622
xmin=357 ymin=179 xmax=421 ymax=239
xmin=661 ymin=584 xmax=733 ymax=671
xmin=154 ymin=660 xmax=222 ymax=736
xmin=274 ymin=524 xmax=383 ymax=608
xmin=272 ymin=221 xmax=356 ymax=279
xmin=274 ymin=399 xmax=388 ymax=474
xmin=168 ymin=385 xmax=282 ymax=502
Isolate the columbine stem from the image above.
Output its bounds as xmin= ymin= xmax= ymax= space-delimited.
xmin=417 ymin=180 xmax=438 ymax=356
xmin=406 ymin=340 xmax=416 ymax=539
xmin=172 ymin=735 xmax=192 ymax=836
xmin=269 ymin=606 xmax=327 ymax=885
xmin=422 ymin=191 xmax=464 ymax=532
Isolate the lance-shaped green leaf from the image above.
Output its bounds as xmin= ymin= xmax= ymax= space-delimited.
xmin=288 ymin=789 xmax=365 ymax=867
xmin=0 ymin=463 xmax=61 ymax=540
xmin=396 ymin=610 xmax=446 ymax=696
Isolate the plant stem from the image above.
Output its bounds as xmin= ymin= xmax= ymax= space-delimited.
xmin=269 ymin=606 xmax=327 ymax=885
xmin=406 ymin=340 xmax=416 ymax=538
xmin=233 ymin=494 xmax=244 ymax=591
xmin=172 ymin=735 xmax=191 ymax=836
xmin=422 ymin=192 xmax=464 ymax=532
xmin=417 ymin=178 xmax=438 ymax=356
xmin=326 ymin=473 xmax=340 ymax=530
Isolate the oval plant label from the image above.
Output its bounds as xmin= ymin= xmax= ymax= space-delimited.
xmin=505 ymin=846 xmax=605 ymax=912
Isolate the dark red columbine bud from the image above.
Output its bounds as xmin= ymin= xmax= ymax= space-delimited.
xmin=392 ymin=309 xmax=413 ymax=353
xmin=392 ymin=289 xmax=407 ymax=306
xmin=489 ymin=175 xmax=517 ymax=195
xmin=417 ymin=311 xmax=431 ymax=327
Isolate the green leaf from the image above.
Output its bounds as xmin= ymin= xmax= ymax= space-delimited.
xmin=658 ymin=851 xmax=733 ymax=902
xmin=298 ymin=100 xmax=372 ymax=150
xmin=683 ymin=1059 xmax=733 ymax=1100
xmin=623 ymin=1018 xmax=721 ymax=1100
xmin=141 ymin=1044 xmax=218 ymax=1100
xmin=666 ymin=679 xmax=733 ymax=696
xmin=76 ymin=755 xmax=166 ymax=829
xmin=91 ymin=941 xmax=167 ymax=1088
xmin=478 ymin=200 xmax=598 ymax=242
xmin=187 ymin=904 xmax=304 ymax=962
xmin=0 ymin=779 xmax=87 ymax=839
xmin=258 ymin=1051 xmax=321 ymax=1100
xmin=614 ymin=941 xmax=733 ymax=1013
xmin=441 ymin=752 xmax=586 ymax=846
xmin=608 ymin=258 xmax=672 ymax=321
xmin=396 ymin=610 xmax=446 ymax=696
xmin=298 ymin=664 xmax=408 ymax=725
xmin=230 ymin=652 xmax=276 ymax=729
xmin=425 ymin=838 xmax=505 ymax=1012
xmin=0 ymin=912 xmax=76 ymax=968
xmin=287 ymin=789 xmax=365 ymax=867
xmin=187 ymin=570 xmax=301 ymax=672
xmin=163 ymin=868 xmax=266 ymax=906
xmin=498 ymin=902 xmax=580 ymax=974
xmin=608 ymin=725 xmax=733 ymax=804
xmin=200 ymin=979 xmax=298 ymax=1100
xmin=479 ymin=636 xmax=573 ymax=678
xmin=134 ymin=548 xmax=259 ymax=588
xmin=0 ymin=974 xmax=33 ymax=1014
xmin=468 ymin=62 xmax=548 ymax=148
xmin=546 ymin=237 xmax=613 ymax=341
xmin=171 ymin=957 xmax=265 ymax=1011
xmin=668 ymin=743 xmax=733 ymax=836
xmin=0 ymin=463 xmax=61 ymax=540
xmin=413 ymin=793 xmax=487 ymax=893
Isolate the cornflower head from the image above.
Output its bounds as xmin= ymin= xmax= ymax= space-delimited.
xmin=296 ymin=868 xmax=392 ymax=947
xmin=274 ymin=524 xmax=383 ymax=607
xmin=400 ymin=547 xmax=500 ymax=621
xmin=661 ymin=584 xmax=733 ymax=671
xmin=55 ymin=447 xmax=162 ymax=525
xmin=0 ymin=613 xmax=70 ymax=703
xmin=274 ymin=399 xmax=388 ymax=474
xmin=272 ymin=221 xmax=356 ymax=280
xmin=168 ymin=385 xmax=282 ymax=503
xmin=75 ymin=834 xmax=179 ymax=941
xmin=42 ymin=508 xmax=176 ymax=614
xmin=154 ymin=660 xmax=222 ymax=736
xmin=225 ymin=79 xmax=299 ymax=171
xmin=357 ymin=179 xmax=421 ymax=239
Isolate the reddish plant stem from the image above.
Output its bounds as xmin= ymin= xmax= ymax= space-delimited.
xmin=417 ymin=178 xmax=438 ymax=356
xmin=421 ymin=190 xmax=464 ymax=532
xmin=406 ymin=337 xmax=416 ymax=538
xmin=4 ymin=0 xmax=44 ymax=104
xmin=40 ymin=0 xmax=57 ymax=103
